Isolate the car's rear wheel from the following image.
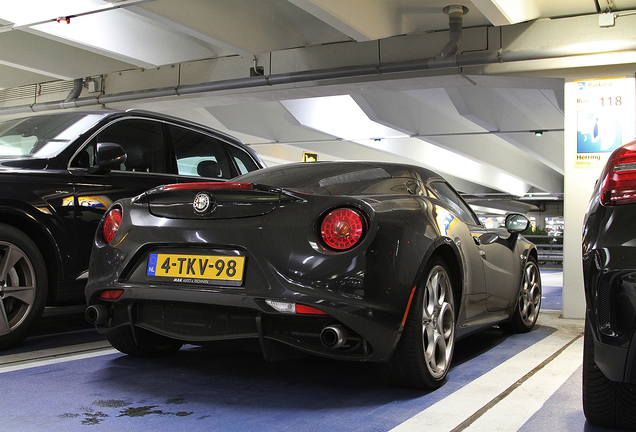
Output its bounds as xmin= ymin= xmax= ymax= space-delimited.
xmin=0 ymin=224 xmax=47 ymax=350
xmin=107 ymin=326 xmax=183 ymax=358
xmin=379 ymin=256 xmax=455 ymax=389
xmin=504 ymin=256 xmax=541 ymax=333
xmin=583 ymin=317 xmax=636 ymax=428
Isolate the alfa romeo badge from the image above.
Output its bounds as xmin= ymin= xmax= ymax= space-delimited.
xmin=193 ymin=192 xmax=212 ymax=214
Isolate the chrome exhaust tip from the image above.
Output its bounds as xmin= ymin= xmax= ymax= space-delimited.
xmin=320 ymin=324 xmax=348 ymax=349
xmin=85 ymin=305 xmax=109 ymax=325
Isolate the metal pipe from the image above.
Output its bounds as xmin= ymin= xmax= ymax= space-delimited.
xmin=64 ymin=77 xmax=84 ymax=103
xmin=437 ymin=5 xmax=468 ymax=60
xmin=3 ymin=38 xmax=636 ymax=116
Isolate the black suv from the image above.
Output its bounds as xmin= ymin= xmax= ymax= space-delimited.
xmin=0 ymin=110 xmax=265 ymax=349
xmin=582 ymin=139 xmax=636 ymax=428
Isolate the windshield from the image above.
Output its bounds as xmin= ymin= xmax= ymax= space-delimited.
xmin=0 ymin=113 xmax=104 ymax=158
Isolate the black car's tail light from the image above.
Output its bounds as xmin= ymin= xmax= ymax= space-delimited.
xmin=601 ymin=141 xmax=636 ymax=206
xmin=102 ymin=207 xmax=122 ymax=243
xmin=161 ymin=182 xmax=253 ymax=191
xmin=320 ymin=208 xmax=366 ymax=250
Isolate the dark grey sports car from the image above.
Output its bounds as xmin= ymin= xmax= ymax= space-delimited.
xmin=86 ymin=161 xmax=541 ymax=389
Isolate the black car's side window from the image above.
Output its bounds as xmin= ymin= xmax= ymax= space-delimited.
xmin=226 ymin=144 xmax=259 ymax=175
xmin=72 ymin=119 xmax=167 ymax=173
xmin=428 ymin=181 xmax=480 ymax=225
xmin=169 ymin=125 xmax=232 ymax=179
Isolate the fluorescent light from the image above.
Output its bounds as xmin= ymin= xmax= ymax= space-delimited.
xmin=281 ymin=95 xmax=408 ymax=141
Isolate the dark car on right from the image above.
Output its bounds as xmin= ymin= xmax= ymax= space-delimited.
xmin=582 ymin=139 xmax=636 ymax=428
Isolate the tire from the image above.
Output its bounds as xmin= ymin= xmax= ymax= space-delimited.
xmin=107 ymin=326 xmax=183 ymax=358
xmin=379 ymin=257 xmax=456 ymax=389
xmin=583 ymin=317 xmax=636 ymax=428
xmin=503 ymin=256 xmax=541 ymax=333
xmin=0 ymin=224 xmax=48 ymax=350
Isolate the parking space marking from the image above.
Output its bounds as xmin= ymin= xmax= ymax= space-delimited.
xmin=390 ymin=316 xmax=583 ymax=432
xmin=462 ymin=337 xmax=583 ymax=431
xmin=0 ymin=341 xmax=117 ymax=374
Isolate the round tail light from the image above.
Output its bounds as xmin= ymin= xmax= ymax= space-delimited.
xmin=102 ymin=208 xmax=122 ymax=243
xmin=320 ymin=208 xmax=366 ymax=250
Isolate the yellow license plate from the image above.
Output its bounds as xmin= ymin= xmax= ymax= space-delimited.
xmin=147 ymin=253 xmax=245 ymax=283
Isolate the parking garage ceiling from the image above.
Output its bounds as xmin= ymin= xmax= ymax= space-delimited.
xmin=1 ymin=0 xmax=635 ymax=211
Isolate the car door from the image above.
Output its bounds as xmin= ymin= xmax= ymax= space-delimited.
xmin=69 ymin=117 xmax=179 ymax=283
xmin=468 ymin=225 xmax=521 ymax=311
xmin=427 ymin=181 xmax=518 ymax=312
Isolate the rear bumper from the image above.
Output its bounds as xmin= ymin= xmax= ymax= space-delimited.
xmin=87 ymin=285 xmax=401 ymax=362
xmin=583 ymin=249 xmax=636 ymax=383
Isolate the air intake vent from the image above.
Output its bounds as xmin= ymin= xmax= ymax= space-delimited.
xmin=0 ymin=80 xmax=76 ymax=103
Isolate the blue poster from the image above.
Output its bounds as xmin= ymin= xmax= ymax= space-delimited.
xmin=577 ymin=111 xmax=622 ymax=153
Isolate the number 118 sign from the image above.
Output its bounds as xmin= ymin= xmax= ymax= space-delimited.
xmin=575 ymin=77 xmax=635 ymax=168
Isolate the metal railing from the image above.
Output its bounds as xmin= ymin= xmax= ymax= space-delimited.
xmin=523 ymin=235 xmax=563 ymax=264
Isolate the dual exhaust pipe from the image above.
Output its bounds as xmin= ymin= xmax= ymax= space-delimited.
xmin=85 ymin=304 xmax=109 ymax=325
xmin=320 ymin=324 xmax=348 ymax=350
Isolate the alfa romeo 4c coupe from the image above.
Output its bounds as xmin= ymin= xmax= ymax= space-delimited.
xmin=86 ymin=161 xmax=542 ymax=389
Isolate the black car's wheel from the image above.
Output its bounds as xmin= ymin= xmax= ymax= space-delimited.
xmin=583 ymin=317 xmax=636 ymax=428
xmin=379 ymin=256 xmax=455 ymax=389
xmin=504 ymin=256 xmax=541 ymax=333
xmin=0 ymin=224 xmax=48 ymax=350
xmin=107 ymin=326 xmax=183 ymax=358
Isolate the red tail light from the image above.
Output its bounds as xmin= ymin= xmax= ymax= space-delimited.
xmin=295 ymin=304 xmax=328 ymax=315
xmin=162 ymin=182 xmax=253 ymax=191
xmin=99 ymin=289 xmax=124 ymax=300
xmin=320 ymin=208 xmax=366 ymax=250
xmin=601 ymin=141 xmax=636 ymax=206
xmin=102 ymin=208 xmax=122 ymax=243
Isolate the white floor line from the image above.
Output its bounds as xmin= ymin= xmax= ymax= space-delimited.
xmin=462 ymin=337 xmax=583 ymax=432
xmin=0 ymin=342 xmax=119 ymax=374
xmin=389 ymin=325 xmax=583 ymax=432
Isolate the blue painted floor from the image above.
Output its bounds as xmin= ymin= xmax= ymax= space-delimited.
xmin=0 ymin=270 xmax=617 ymax=432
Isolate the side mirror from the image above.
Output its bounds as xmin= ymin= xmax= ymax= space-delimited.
xmin=89 ymin=142 xmax=127 ymax=174
xmin=505 ymin=213 xmax=530 ymax=233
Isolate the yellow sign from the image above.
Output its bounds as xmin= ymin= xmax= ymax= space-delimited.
xmin=303 ymin=152 xmax=318 ymax=162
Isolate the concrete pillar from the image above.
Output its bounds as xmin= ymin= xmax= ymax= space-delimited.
xmin=562 ymin=77 xmax=635 ymax=319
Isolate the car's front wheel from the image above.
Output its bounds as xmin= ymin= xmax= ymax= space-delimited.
xmin=107 ymin=326 xmax=183 ymax=358
xmin=0 ymin=224 xmax=48 ymax=350
xmin=504 ymin=256 xmax=541 ymax=333
xmin=379 ymin=256 xmax=456 ymax=389
xmin=583 ymin=317 xmax=636 ymax=428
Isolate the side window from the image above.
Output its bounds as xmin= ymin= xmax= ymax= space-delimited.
xmin=226 ymin=145 xmax=260 ymax=175
xmin=70 ymin=142 xmax=95 ymax=168
xmin=74 ymin=119 xmax=166 ymax=173
xmin=429 ymin=181 xmax=480 ymax=225
xmin=169 ymin=125 xmax=232 ymax=179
